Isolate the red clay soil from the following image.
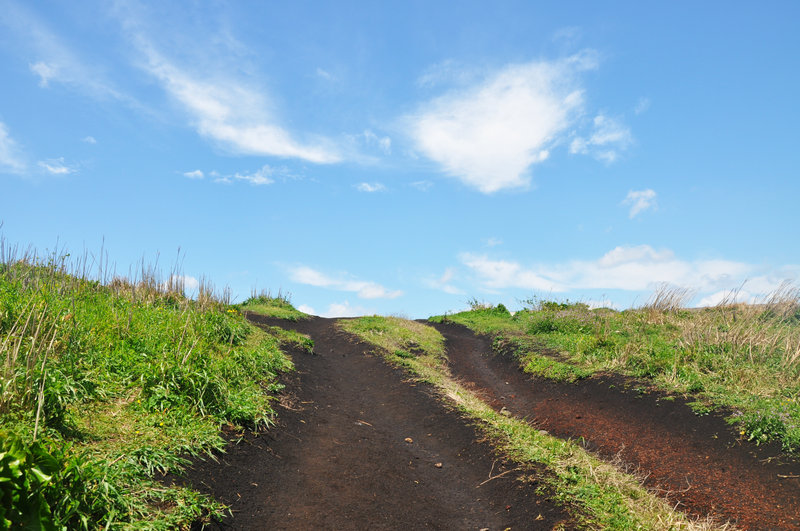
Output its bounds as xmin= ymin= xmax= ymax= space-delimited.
xmin=429 ymin=320 xmax=800 ymax=530
xmin=177 ymin=315 xmax=575 ymax=530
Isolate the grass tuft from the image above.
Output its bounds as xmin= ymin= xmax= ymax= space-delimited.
xmin=238 ymin=289 xmax=309 ymax=321
xmin=0 ymin=241 xmax=296 ymax=529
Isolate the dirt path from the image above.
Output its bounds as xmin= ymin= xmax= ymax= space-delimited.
xmin=430 ymin=321 xmax=800 ymax=530
xmin=181 ymin=316 xmax=573 ymax=530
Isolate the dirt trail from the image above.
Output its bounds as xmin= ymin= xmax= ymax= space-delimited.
xmin=430 ymin=321 xmax=800 ymax=530
xmin=181 ymin=316 xmax=572 ymax=530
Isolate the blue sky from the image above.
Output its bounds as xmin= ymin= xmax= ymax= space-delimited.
xmin=1 ymin=1 xmax=798 ymax=318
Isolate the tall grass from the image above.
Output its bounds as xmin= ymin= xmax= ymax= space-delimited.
xmin=435 ymin=283 xmax=800 ymax=452
xmin=0 ymin=238 xmax=297 ymax=528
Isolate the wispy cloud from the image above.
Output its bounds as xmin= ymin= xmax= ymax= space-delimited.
xmin=570 ymin=114 xmax=632 ymax=163
xmin=407 ymin=52 xmax=600 ymax=193
xmin=363 ymin=129 xmax=391 ymax=155
xmin=37 ymin=157 xmax=75 ymax=175
xmin=634 ymin=97 xmax=651 ymax=115
xmin=29 ymin=61 xmax=59 ymax=87
xmin=115 ymin=8 xmax=341 ymax=164
xmin=183 ymin=169 xmax=204 ymax=179
xmin=355 ymin=182 xmax=386 ymax=193
xmin=1 ymin=2 xmax=125 ymax=101
xmin=315 ymin=67 xmax=334 ymax=81
xmin=289 ymin=266 xmax=403 ymax=299
xmin=460 ymin=245 xmax=784 ymax=298
xmin=82 ymin=136 xmax=97 ymax=144
xmin=410 ymin=180 xmax=433 ymax=191
xmin=425 ymin=268 xmax=463 ymax=295
xmin=299 ymin=300 xmax=369 ymax=318
xmin=230 ymin=165 xmax=275 ymax=185
xmin=0 ymin=122 xmax=27 ymax=174
xmin=622 ymin=189 xmax=657 ymax=218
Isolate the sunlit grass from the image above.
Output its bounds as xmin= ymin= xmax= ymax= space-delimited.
xmin=238 ymin=289 xmax=309 ymax=321
xmin=0 ymin=243 xmax=296 ymax=529
xmin=434 ymin=284 xmax=800 ymax=452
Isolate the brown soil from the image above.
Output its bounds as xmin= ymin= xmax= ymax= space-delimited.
xmin=177 ymin=315 xmax=574 ymax=530
xmin=429 ymin=320 xmax=800 ymax=530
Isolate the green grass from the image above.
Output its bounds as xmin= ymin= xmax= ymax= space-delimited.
xmin=0 ymin=254 xmax=297 ymax=529
xmin=433 ymin=286 xmax=800 ymax=452
xmin=340 ymin=315 xmax=718 ymax=530
xmin=238 ymin=290 xmax=309 ymax=321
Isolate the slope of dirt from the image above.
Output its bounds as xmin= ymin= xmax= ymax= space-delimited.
xmin=178 ymin=315 xmax=574 ymax=530
xmin=429 ymin=321 xmax=800 ymax=530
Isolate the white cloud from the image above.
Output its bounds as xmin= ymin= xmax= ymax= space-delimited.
xmin=461 ymin=253 xmax=561 ymax=292
xmin=164 ymin=274 xmax=200 ymax=294
xmin=622 ymin=189 xmax=657 ymax=218
xmin=315 ymin=67 xmax=333 ymax=81
xmin=570 ymin=114 xmax=632 ymax=163
xmin=410 ymin=180 xmax=433 ymax=191
xmin=408 ymin=53 xmax=598 ymax=193
xmin=294 ymin=301 xmax=370 ymax=318
xmin=183 ymin=169 xmax=204 ymax=179
xmin=289 ymin=265 xmax=403 ymax=299
xmin=425 ymin=267 xmax=464 ymax=295
xmin=82 ymin=136 xmax=97 ymax=144
xmin=635 ymin=97 xmax=651 ymax=115
xmin=37 ymin=157 xmax=74 ymax=175
xmin=0 ymin=122 xmax=27 ymax=174
xmin=363 ymin=130 xmax=391 ymax=154
xmin=297 ymin=304 xmax=316 ymax=315
xmin=127 ymin=29 xmax=340 ymax=163
xmin=29 ymin=61 xmax=59 ymax=87
xmin=462 ymin=245 xmax=760 ymax=296
xmin=2 ymin=3 xmax=126 ymax=101
xmin=697 ymin=289 xmax=754 ymax=307
xmin=321 ymin=301 xmax=369 ymax=318
xmin=232 ymin=165 xmax=274 ymax=185
xmin=416 ymin=59 xmax=481 ymax=88
xmin=486 ymin=237 xmax=503 ymax=247
xmin=355 ymin=182 xmax=386 ymax=193
xmin=212 ymin=165 xmax=296 ymax=185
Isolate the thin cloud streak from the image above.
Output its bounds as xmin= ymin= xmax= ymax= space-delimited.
xmin=116 ymin=9 xmax=341 ymax=164
xmin=623 ymin=189 xmax=657 ymax=218
xmin=0 ymin=122 xmax=27 ymax=174
xmin=290 ymin=265 xmax=403 ymax=299
xmin=460 ymin=245 xmax=794 ymax=300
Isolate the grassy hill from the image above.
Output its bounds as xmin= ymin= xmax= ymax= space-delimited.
xmin=0 ymin=254 xmax=302 ymax=529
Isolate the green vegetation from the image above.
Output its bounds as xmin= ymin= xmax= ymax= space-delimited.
xmin=433 ymin=284 xmax=800 ymax=452
xmin=0 ymin=250 xmax=298 ymax=529
xmin=239 ymin=290 xmax=309 ymax=321
xmin=340 ymin=315 xmax=715 ymax=529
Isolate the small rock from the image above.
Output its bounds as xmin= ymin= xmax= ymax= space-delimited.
xmin=404 ymin=437 xmax=413 ymax=444
xmin=434 ymin=462 xmax=443 ymax=468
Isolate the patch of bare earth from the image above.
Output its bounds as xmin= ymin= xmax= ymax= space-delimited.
xmin=177 ymin=316 xmax=574 ymax=530
xmin=430 ymin=321 xmax=800 ymax=530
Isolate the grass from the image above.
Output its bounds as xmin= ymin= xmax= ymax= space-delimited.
xmin=0 ymin=244 xmax=299 ymax=529
xmin=340 ymin=315 xmax=723 ymax=530
xmin=433 ymin=284 xmax=800 ymax=452
xmin=238 ymin=289 xmax=309 ymax=321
